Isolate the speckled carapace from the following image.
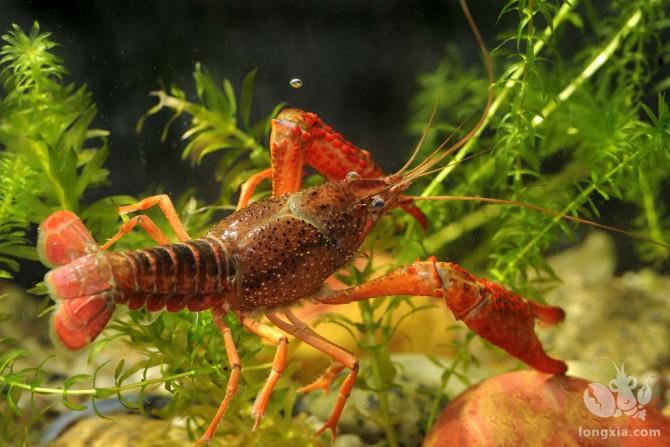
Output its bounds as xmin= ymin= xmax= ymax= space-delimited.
xmin=209 ymin=178 xmax=391 ymax=311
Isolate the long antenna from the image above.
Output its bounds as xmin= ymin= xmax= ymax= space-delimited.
xmin=411 ymin=195 xmax=670 ymax=250
xmin=401 ymin=0 xmax=494 ymax=182
xmin=395 ymin=100 xmax=440 ymax=176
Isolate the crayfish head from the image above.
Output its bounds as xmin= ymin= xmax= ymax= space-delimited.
xmin=342 ymin=171 xmax=410 ymax=223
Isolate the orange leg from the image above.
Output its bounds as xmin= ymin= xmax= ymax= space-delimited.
xmin=196 ymin=308 xmax=242 ymax=446
xmin=118 ymin=194 xmax=190 ymax=242
xmin=101 ymin=215 xmax=170 ymax=250
xmin=267 ymin=311 xmax=358 ymax=440
xmin=297 ymin=363 xmax=345 ymax=395
xmin=239 ymin=315 xmax=288 ymax=430
xmin=236 ymin=168 xmax=272 ymax=210
xmin=281 ymin=309 xmax=346 ymax=395
xmin=313 ymin=259 xmax=567 ymax=375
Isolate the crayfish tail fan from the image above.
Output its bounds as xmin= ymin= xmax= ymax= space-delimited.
xmin=38 ymin=210 xmax=99 ymax=267
xmin=51 ymin=294 xmax=115 ymax=350
xmin=46 ymin=256 xmax=118 ymax=349
xmin=39 ymin=210 xmax=117 ymax=350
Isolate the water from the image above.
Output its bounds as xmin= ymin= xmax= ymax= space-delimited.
xmin=1 ymin=1 xmax=669 ymax=446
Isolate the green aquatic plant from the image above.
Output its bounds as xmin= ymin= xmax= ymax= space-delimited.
xmin=138 ymin=63 xmax=282 ymax=205
xmin=0 ymin=22 xmax=112 ymax=277
xmin=407 ymin=0 xmax=670 ymax=292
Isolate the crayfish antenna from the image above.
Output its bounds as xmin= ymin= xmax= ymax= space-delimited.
xmin=394 ymin=99 xmax=440 ymax=178
xmin=398 ymin=0 xmax=495 ymax=185
xmin=411 ymin=195 xmax=670 ymax=251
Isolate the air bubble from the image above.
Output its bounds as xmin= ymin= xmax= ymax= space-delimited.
xmin=290 ymin=78 xmax=303 ymax=89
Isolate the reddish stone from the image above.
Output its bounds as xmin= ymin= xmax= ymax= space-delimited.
xmin=424 ymin=370 xmax=670 ymax=447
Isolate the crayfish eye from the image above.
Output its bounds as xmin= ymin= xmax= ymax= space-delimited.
xmin=346 ymin=171 xmax=361 ymax=182
xmin=370 ymin=196 xmax=385 ymax=210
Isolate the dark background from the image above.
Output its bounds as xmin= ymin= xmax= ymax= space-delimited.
xmin=3 ymin=1 xmax=668 ymax=281
xmin=1 ymin=0 xmax=504 ymax=201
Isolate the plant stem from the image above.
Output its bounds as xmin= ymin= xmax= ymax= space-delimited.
xmin=530 ymin=9 xmax=643 ymax=126
xmin=423 ymin=205 xmax=501 ymax=253
xmin=421 ymin=0 xmax=578 ymax=197
xmin=638 ymin=168 xmax=668 ymax=248
xmin=359 ymin=300 xmax=398 ymax=447
xmin=0 ymin=367 xmax=215 ymax=397
xmin=499 ymin=153 xmax=636 ymax=279
xmin=424 ymin=355 xmax=463 ymax=435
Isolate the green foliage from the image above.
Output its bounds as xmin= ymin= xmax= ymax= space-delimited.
xmin=0 ymin=153 xmax=38 ymax=277
xmin=407 ymin=0 xmax=670 ymax=297
xmin=0 ymin=22 xmax=111 ymax=277
xmin=138 ymin=64 xmax=282 ymax=204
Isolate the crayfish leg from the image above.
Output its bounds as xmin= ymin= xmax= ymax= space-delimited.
xmin=196 ymin=309 xmax=242 ymax=446
xmin=118 ymin=194 xmax=190 ymax=242
xmin=267 ymin=310 xmax=359 ymax=441
xmin=236 ymin=168 xmax=272 ymax=210
xmin=296 ymin=363 xmax=346 ymax=395
xmin=239 ymin=315 xmax=289 ymax=430
xmin=314 ymin=259 xmax=567 ymax=375
xmin=101 ymin=214 xmax=170 ymax=250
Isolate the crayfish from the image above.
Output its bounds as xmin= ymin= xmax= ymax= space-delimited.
xmin=36 ymin=1 xmax=641 ymax=444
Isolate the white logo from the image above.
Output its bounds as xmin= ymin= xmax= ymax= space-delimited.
xmin=583 ymin=362 xmax=652 ymax=420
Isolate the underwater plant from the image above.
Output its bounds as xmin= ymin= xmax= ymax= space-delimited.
xmin=0 ymin=0 xmax=669 ymax=446
xmin=0 ymin=21 xmax=114 ymax=443
xmin=0 ymin=22 xmax=113 ymax=278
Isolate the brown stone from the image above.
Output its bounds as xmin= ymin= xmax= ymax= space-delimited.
xmin=424 ymin=370 xmax=670 ymax=447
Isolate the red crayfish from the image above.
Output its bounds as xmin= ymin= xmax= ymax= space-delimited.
xmin=35 ymin=1 xmax=637 ymax=444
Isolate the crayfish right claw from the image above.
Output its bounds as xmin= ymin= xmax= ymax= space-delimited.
xmin=459 ymin=277 xmax=568 ymax=375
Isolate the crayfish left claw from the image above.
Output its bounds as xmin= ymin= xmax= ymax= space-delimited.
xmin=315 ymin=260 xmax=568 ymax=374
xmin=452 ymin=276 xmax=568 ymax=375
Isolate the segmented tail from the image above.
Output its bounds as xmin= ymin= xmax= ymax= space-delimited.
xmin=38 ymin=211 xmax=116 ymax=350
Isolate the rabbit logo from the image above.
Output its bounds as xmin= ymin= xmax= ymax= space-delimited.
xmin=583 ymin=361 xmax=652 ymax=420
